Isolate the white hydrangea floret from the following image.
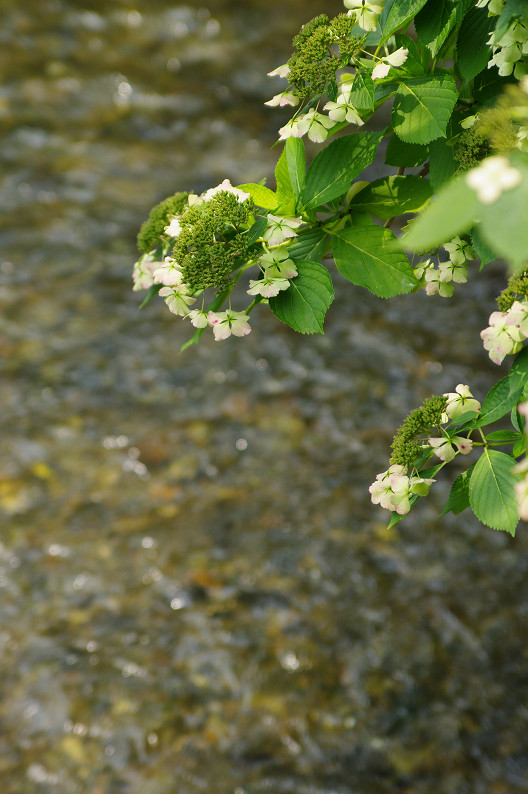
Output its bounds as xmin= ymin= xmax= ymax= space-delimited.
xmin=202 ymin=179 xmax=251 ymax=204
xmin=466 ymin=155 xmax=522 ymax=204
xmin=372 ymin=47 xmax=408 ymax=80
xmin=207 ymin=309 xmax=251 ymax=341
xmin=263 ymin=214 xmax=303 ymax=247
xmin=159 ymin=285 xmax=195 ymax=316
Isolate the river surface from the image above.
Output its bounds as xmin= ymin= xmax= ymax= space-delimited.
xmin=1 ymin=1 xmax=528 ymax=792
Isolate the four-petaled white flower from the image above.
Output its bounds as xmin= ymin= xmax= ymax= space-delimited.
xmin=132 ymin=251 xmax=158 ymax=291
xmin=481 ymin=308 xmax=524 ymax=365
xmin=187 ymin=309 xmax=209 ymax=328
xmin=466 ymin=155 xmax=522 ymax=204
xmin=263 ymin=214 xmax=303 ymax=247
xmin=372 ymin=47 xmax=408 ymax=79
xmin=260 ymin=247 xmax=298 ymax=279
xmin=443 ymin=384 xmax=481 ymax=421
xmin=443 ymin=236 xmax=476 ymax=267
xmin=202 ymin=179 xmax=251 ymax=204
xmin=153 ymin=257 xmax=184 ymax=287
xmin=159 ymin=285 xmax=195 ymax=316
xmin=323 ymin=90 xmax=364 ymax=125
xmin=247 ymin=276 xmax=291 ymax=298
xmin=265 ymin=91 xmax=299 ymax=108
xmin=424 ymin=267 xmax=454 ymax=297
xmin=295 ymin=108 xmax=335 ymax=143
xmin=164 ymin=217 xmax=182 ymax=237
xmin=267 ymin=64 xmax=290 ymax=79
xmin=278 ymin=118 xmax=304 ymax=140
xmin=207 ymin=309 xmax=251 ymax=341
xmin=428 ymin=437 xmax=457 ymax=463
xmin=369 ymin=464 xmax=410 ymax=513
xmin=344 ymin=0 xmax=384 ymax=32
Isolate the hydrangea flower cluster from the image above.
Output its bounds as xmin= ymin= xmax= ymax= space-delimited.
xmin=481 ymin=300 xmax=528 ymax=364
xmin=413 ymin=237 xmax=476 ymax=298
xmin=266 ymin=3 xmax=409 ymax=142
xmin=370 ymin=386 xmax=480 ymax=516
xmin=132 ymin=179 xmax=304 ymax=342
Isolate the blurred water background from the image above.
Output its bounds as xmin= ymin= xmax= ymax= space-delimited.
xmin=1 ymin=0 xmax=528 ymax=792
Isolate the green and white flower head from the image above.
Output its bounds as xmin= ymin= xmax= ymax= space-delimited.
xmin=412 ymin=257 xmax=433 ymax=282
xmin=132 ymin=251 xmax=158 ymax=291
xmin=202 ymin=179 xmax=251 ymax=204
xmin=443 ymin=384 xmax=481 ymax=421
xmin=410 ymin=476 xmax=435 ymax=497
xmin=247 ymin=276 xmax=291 ymax=298
xmin=159 ymin=285 xmax=195 ymax=316
xmin=263 ymin=214 xmax=303 ymax=247
xmin=207 ymin=309 xmax=251 ymax=341
xmin=344 ymin=0 xmax=384 ymax=32
xmin=466 ymin=155 xmax=522 ymax=204
xmin=259 ymin=247 xmax=298 ymax=279
xmin=295 ymin=108 xmax=335 ymax=143
xmin=153 ymin=256 xmax=184 ymax=287
xmin=265 ymin=91 xmax=300 ymax=108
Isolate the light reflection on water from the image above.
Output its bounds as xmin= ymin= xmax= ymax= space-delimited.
xmin=1 ymin=1 xmax=528 ymax=792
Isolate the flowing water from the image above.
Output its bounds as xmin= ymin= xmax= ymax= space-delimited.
xmin=2 ymin=1 xmax=528 ymax=792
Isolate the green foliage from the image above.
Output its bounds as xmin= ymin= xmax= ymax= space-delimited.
xmin=392 ymin=76 xmax=458 ymax=144
xmin=332 ymin=216 xmax=417 ymax=298
xmin=269 ymin=261 xmax=334 ymax=334
xmin=300 ymin=130 xmax=384 ymax=210
xmin=348 ymin=175 xmax=433 ymax=218
xmin=469 ymin=450 xmax=518 ymax=535
xmin=137 ymin=191 xmax=190 ymax=252
xmin=134 ymin=0 xmax=528 ymax=536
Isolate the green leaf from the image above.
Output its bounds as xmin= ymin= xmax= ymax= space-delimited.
xmin=288 ymin=228 xmax=328 ymax=263
xmin=348 ymin=175 xmax=433 ymax=219
xmin=485 ymin=430 xmax=522 ymax=443
xmin=385 ymin=136 xmax=428 ymax=167
xmin=476 ymin=376 xmax=523 ymax=427
xmin=246 ymin=216 xmax=268 ymax=245
xmin=394 ymin=34 xmax=428 ymax=77
xmin=428 ymin=137 xmax=457 ymax=191
xmin=275 ymin=146 xmax=295 ymax=203
xmin=441 ymin=466 xmax=474 ymax=516
xmin=415 ymin=0 xmax=473 ymax=57
xmin=332 ymin=216 xmax=417 ymax=298
xmin=456 ymin=5 xmax=494 ymax=82
xmin=300 ymin=130 xmax=384 ymax=211
xmin=471 ymin=225 xmax=497 ymax=268
xmin=479 ymin=153 xmax=528 ymax=270
xmin=469 ymin=450 xmax=518 ymax=534
xmin=494 ymin=0 xmax=527 ymax=41
xmin=381 ymin=0 xmax=429 ymax=40
xmin=269 ymin=261 xmax=334 ymax=334
xmin=237 ymin=183 xmax=278 ymax=210
xmin=347 ymin=72 xmax=375 ymax=112
xmin=402 ymin=173 xmax=479 ymax=251
xmin=285 ymin=137 xmax=306 ymax=197
xmin=392 ymin=75 xmax=458 ymax=144
xmin=139 ymin=283 xmax=162 ymax=308
xmin=507 ymin=345 xmax=528 ymax=392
